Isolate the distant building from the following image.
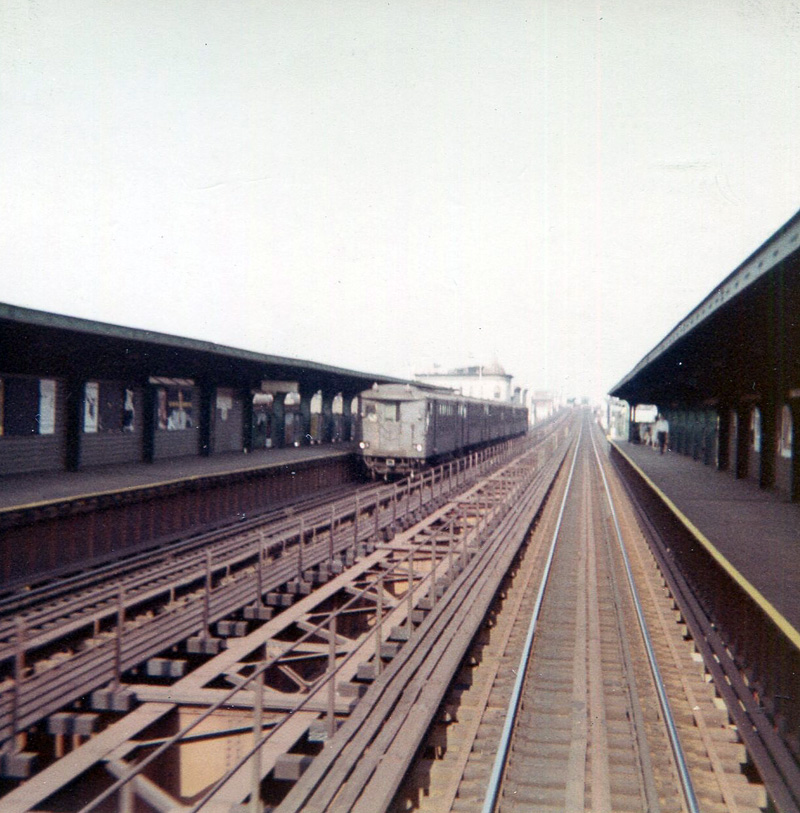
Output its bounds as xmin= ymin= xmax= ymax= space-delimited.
xmin=528 ymin=390 xmax=556 ymax=424
xmin=415 ymin=361 xmax=513 ymax=401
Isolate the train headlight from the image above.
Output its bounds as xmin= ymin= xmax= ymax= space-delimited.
xmin=415 ymin=443 xmax=423 ymax=452
xmin=359 ymin=441 xmax=369 ymax=450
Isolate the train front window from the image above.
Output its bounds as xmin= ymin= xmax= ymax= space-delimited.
xmin=379 ymin=402 xmax=400 ymax=422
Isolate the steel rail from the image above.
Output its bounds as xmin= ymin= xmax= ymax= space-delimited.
xmin=590 ymin=427 xmax=700 ymax=813
xmin=76 ymin=442 xmax=547 ymax=813
xmin=480 ymin=422 xmax=582 ymax=813
xmin=0 ymin=484 xmax=361 ymax=620
xmin=340 ymin=450 xmax=566 ymax=813
xmin=1 ymin=440 xmax=521 ymax=664
xmin=0 ymin=475 xmax=428 ymax=743
xmin=0 ymin=477 xmax=409 ymax=621
xmin=339 ymin=447 xmax=570 ymax=813
xmin=0 ymin=461 xmax=455 ymax=660
xmin=0 ymin=439 xmax=530 ymax=752
xmin=271 ymin=436 xmax=572 ymax=813
xmin=610 ymin=444 xmax=800 ymax=813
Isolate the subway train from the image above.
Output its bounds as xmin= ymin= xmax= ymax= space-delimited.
xmin=358 ymin=383 xmax=528 ymax=477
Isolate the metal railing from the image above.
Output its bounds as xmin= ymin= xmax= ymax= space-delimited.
xmin=610 ymin=443 xmax=800 ymax=811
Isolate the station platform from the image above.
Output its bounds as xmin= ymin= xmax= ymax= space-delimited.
xmin=612 ymin=440 xmax=800 ymax=634
xmin=0 ymin=444 xmax=356 ymax=513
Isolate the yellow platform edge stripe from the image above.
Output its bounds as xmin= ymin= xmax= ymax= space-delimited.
xmin=0 ymin=450 xmax=352 ymax=516
xmin=610 ymin=440 xmax=800 ymax=652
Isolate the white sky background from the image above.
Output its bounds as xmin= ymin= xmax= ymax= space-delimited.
xmin=2 ymin=1 xmax=800 ymax=403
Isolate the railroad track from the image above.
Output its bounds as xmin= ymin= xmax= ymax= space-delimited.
xmin=0 ymin=424 xmax=570 ymax=810
xmin=611 ymin=446 xmax=800 ymax=812
xmin=2 ymin=413 xmax=774 ymax=813
xmin=393 ymin=416 xmax=767 ymax=813
xmin=259 ymin=429 xmax=573 ymax=813
xmin=5 ymin=411 xmax=779 ymax=812
xmin=0 ymin=483 xmax=368 ymax=656
xmin=0 ymin=484 xmax=361 ymax=616
xmin=0 ymin=435 xmax=547 ymax=779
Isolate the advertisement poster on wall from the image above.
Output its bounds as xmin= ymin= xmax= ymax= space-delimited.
xmin=38 ymin=379 xmax=56 ymax=435
xmin=84 ymin=381 xmax=99 ymax=433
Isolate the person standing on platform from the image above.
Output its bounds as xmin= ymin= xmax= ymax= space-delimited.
xmin=655 ymin=414 xmax=670 ymax=454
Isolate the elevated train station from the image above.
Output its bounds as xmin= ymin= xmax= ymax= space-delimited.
xmin=0 ymin=307 xmax=529 ymax=589
xmin=2 ymin=211 xmax=800 ymax=811
xmin=608 ymin=204 xmax=800 ymax=682
xmin=610 ymin=208 xmax=800 ymax=501
xmin=608 ymin=209 xmax=800 ymax=808
xmin=0 ymin=302 xmax=407 ymax=479
xmin=0 ymin=304 xmax=407 ymax=587
xmin=608 ymin=208 xmax=800 ymax=636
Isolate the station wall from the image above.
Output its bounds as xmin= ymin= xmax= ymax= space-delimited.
xmin=658 ymin=399 xmax=798 ymax=502
xmin=1 ymin=371 xmax=361 ymax=477
xmin=212 ymin=388 xmax=245 ymax=454
xmin=80 ymin=382 xmax=143 ymax=467
xmin=0 ymin=376 xmax=66 ymax=476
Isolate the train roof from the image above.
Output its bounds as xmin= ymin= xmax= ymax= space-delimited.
xmin=360 ymin=383 xmax=527 ymax=409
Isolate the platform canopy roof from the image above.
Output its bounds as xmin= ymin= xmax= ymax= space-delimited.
xmin=0 ymin=303 xmax=407 ymax=395
xmin=610 ymin=209 xmax=800 ymax=409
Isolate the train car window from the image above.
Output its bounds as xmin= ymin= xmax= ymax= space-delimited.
xmin=380 ymin=402 xmax=400 ymax=421
xmin=362 ymin=402 xmax=377 ymax=421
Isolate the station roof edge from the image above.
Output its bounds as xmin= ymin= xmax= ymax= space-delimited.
xmin=0 ymin=301 xmax=407 ymax=386
xmin=609 ymin=207 xmax=800 ymax=400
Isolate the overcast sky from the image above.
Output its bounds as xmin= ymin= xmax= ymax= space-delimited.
xmin=3 ymin=1 xmax=800 ymax=402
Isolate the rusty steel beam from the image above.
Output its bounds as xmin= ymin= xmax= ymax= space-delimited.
xmin=611 ymin=445 xmax=800 ymax=812
xmin=0 ymin=454 xmax=357 ymax=587
xmin=0 ymin=435 xmax=543 ymax=808
xmin=273 ymin=437 xmax=573 ymax=813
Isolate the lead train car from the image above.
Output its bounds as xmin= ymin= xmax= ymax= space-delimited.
xmin=358 ymin=383 xmax=528 ymax=477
